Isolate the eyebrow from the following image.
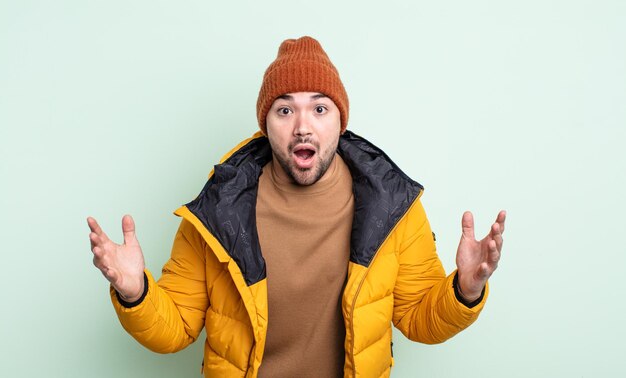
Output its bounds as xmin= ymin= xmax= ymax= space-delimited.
xmin=276 ymin=93 xmax=328 ymax=101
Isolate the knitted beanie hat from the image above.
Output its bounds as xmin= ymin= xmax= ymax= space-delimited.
xmin=256 ymin=36 xmax=349 ymax=134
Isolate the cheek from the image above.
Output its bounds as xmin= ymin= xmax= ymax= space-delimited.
xmin=320 ymin=129 xmax=341 ymax=151
xmin=266 ymin=121 xmax=281 ymax=144
xmin=267 ymin=132 xmax=289 ymax=155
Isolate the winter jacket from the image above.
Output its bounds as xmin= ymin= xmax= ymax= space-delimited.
xmin=111 ymin=130 xmax=488 ymax=377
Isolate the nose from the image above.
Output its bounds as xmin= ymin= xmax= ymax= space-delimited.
xmin=293 ymin=112 xmax=312 ymax=137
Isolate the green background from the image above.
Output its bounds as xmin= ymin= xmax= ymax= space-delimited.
xmin=1 ymin=0 xmax=625 ymax=376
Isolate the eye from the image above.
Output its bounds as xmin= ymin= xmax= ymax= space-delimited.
xmin=277 ymin=107 xmax=292 ymax=115
xmin=314 ymin=105 xmax=327 ymax=114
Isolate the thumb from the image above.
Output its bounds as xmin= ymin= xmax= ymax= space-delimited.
xmin=122 ymin=214 xmax=137 ymax=245
xmin=461 ymin=211 xmax=475 ymax=240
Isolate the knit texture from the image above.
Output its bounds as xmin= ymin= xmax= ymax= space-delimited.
xmin=256 ymin=155 xmax=353 ymax=377
xmin=256 ymin=36 xmax=349 ymax=134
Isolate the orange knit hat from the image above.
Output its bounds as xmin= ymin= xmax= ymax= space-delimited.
xmin=256 ymin=36 xmax=349 ymax=134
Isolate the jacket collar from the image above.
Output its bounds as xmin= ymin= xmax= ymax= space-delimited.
xmin=185 ymin=131 xmax=423 ymax=286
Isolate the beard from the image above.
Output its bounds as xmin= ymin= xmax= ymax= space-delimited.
xmin=273 ymin=137 xmax=338 ymax=186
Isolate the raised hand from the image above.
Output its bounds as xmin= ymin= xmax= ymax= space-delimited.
xmin=87 ymin=215 xmax=146 ymax=302
xmin=455 ymin=210 xmax=506 ymax=302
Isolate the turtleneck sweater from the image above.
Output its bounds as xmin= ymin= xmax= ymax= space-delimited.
xmin=256 ymin=154 xmax=354 ymax=377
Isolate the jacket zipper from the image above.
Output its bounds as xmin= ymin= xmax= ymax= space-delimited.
xmin=347 ymin=195 xmax=422 ymax=377
xmin=348 ymin=248 xmax=382 ymax=378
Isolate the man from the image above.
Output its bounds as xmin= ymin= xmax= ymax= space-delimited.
xmin=88 ymin=36 xmax=506 ymax=377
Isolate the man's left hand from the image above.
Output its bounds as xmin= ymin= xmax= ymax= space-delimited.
xmin=455 ymin=210 xmax=507 ymax=302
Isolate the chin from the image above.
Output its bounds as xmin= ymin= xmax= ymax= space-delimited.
xmin=291 ymin=168 xmax=321 ymax=186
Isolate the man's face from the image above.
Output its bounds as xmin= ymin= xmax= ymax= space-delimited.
xmin=266 ymin=92 xmax=342 ymax=186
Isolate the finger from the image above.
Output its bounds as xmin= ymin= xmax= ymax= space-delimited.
xmin=496 ymin=210 xmax=506 ymax=234
xmin=490 ymin=222 xmax=504 ymax=252
xmin=89 ymin=232 xmax=99 ymax=250
xmin=477 ymin=262 xmax=493 ymax=281
xmin=92 ymin=247 xmax=106 ymax=269
xmin=461 ymin=211 xmax=475 ymax=240
xmin=122 ymin=214 xmax=137 ymax=246
xmin=90 ymin=230 xmax=116 ymax=253
xmin=475 ymin=262 xmax=489 ymax=281
xmin=87 ymin=217 xmax=111 ymax=242
xmin=487 ymin=239 xmax=500 ymax=268
xmin=87 ymin=216 xmax=102 ymax=234
xmin=92 ymin=246 xmax=111 ymax=270
xmin=104 ymin=267 xmax=119 ymax=283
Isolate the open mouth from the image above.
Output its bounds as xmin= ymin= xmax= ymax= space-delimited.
xmin=292 ymin=145 xmax=316 ymax=168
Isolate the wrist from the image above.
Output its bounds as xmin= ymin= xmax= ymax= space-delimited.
xmin=453 ymin=272 xmax=485 ymax=308
xmin=119 ymin=277 xmax=144 ymax=302
xmin=456 ymin=282 xmax=481 ymax=302
xmin=119 ymin=290 xmax=142 ymax=303
xmin=116 ymin=273 xmax=148 ymax=308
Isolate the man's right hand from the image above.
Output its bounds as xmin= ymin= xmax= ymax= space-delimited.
xmin=87 ymin=215 xmax=146 ymax=302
